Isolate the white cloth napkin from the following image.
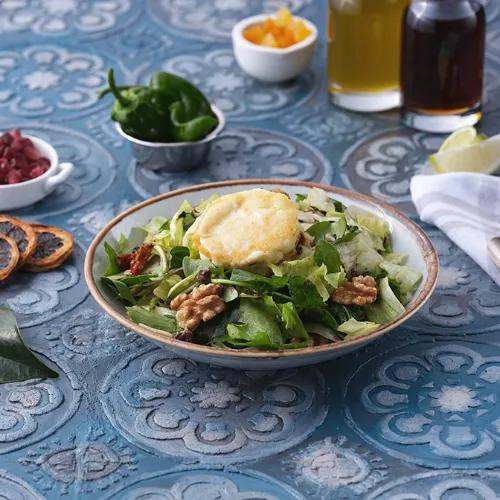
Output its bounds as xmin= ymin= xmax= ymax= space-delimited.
xmin=411 ymin=172 xmax=500 ymax=287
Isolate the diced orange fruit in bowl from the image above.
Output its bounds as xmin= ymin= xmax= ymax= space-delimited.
xmin=243 ymin=7 xmax=312 ymax=49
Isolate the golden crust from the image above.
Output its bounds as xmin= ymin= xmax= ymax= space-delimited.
xmin=190 ymin=189 xmax=300 ymax=268
xmin=24 ymin=224 xmax=74 ymax=272
xmin=0 ymin=215 xmax=37 ymax=266
xmin=0 ymin=233 xmax=20 ymax=281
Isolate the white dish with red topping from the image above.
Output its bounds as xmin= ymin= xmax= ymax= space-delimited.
xmin=0 ymin=130 xmax=74 ymax=210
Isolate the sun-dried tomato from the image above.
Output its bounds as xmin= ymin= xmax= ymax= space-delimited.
xmin=116 ymin=252 xmax=133 ymax=271
xmin=129 ymin=244 xmax=153 ymax=275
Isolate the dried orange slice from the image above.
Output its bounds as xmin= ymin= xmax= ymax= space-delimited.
xmin=24 ymin=225 xmax=74 ymax=272
xmin=0 ymin=215 xmax=37 ymax=266
xmin=0 ymin=233 xmax=20 ymax=280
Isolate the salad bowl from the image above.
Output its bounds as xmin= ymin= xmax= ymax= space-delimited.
xmin=85 ymin=179 xmax=438 ymax=369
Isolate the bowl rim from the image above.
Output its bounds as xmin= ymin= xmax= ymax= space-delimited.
xmin=114 ymin=104 xmax=226 ymax=148
xmin=84 ymin=179 xmax=439 ymax=360
xmin=232 ymin=14 xmax=318 ymax=54
xmin=0 ymin=135 xmax=58 ymax=189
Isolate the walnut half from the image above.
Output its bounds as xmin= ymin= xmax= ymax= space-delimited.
xmin=170 ymin=283 xmax=225 ymax=333
xmin=332 ymin=275 xmax=377 ymax=306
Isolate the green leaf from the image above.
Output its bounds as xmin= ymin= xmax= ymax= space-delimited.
xmin=306 ymin=221 xmax=331 ymax=242
xmin=182 ymin=257 xmax=211 ymax=277
xmin=170 ymin=246 xmax=190 ymax=269
xmin=101 ymin=277 xmax=136 ymax=305
xmin=103 ymin=242 xmax=120 ymax=276
xmin=229 ymin=269 xmax=288 ymax=291
xmin=153 ymin=274 xmax=182 ymax=300
xmin=166 ymin=272 xmax=198 ymax=300
xmin=288 ymin=276 xmax=325 ymax=310
xmin=127 ymin=306 xmax=180 ymax=332
xmin=280 ymin=302 xmax=309 ymax=341
xmin=337 ymin=318 xmax=380 ymax=340
xmin=314 ymin=240 xmax=342 ymax=273
xmin=366 ymin=277 xmax=406 ymax=324
xmin=225 ymin=298 xmax=284 ymax=347
xmin=379 ymin=261 xmax=422 ymax=305
xmin=0 ymin=308 xmax=58 ymax=383
xmin=335 ymin=226 xmax=360 ymax=244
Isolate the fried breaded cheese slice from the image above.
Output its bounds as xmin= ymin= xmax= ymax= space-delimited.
xmin=190 ymin=188 xmax=300 ymax=268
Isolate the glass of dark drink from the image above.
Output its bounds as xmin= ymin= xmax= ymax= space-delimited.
xmin=401 ymin=0 xmax=485 ymax=133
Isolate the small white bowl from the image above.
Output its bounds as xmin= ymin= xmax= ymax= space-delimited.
xmin=232 ymin=14 xmax=317 ymax=83
xmin=0 ymin=136 xmax=74 ymax=211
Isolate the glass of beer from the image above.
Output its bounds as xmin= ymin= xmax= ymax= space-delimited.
xmin=327 ymin=0 xmax=409 ymax=112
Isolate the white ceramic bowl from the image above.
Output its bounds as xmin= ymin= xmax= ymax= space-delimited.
xmin=85 ymin=179 xmax=438 ymax=370
xmin=232 ymin=14 xmax=317 ymax=83
xmin=0 ymin=135 xmax=74 ymax=211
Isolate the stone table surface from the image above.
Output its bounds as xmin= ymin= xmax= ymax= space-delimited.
xmin=0 ymin=1 xmax=500 ymax=498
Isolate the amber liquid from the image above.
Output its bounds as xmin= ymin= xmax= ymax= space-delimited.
xmin=401 ymin=1 xmax=485 ymax=114
xmin=328 ymin=0 xmax=409 ymax=94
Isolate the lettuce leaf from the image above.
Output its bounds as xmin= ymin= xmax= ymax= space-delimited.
xmin=366 ymin=277 xmax=406 ymax=324
xmin=336 ymin=233 xmax=384 ymax=274
xmin=337 ymin=318 xmax=380 ymax=340
xmin=280 ymin=302 xmax=309 ymax=342
xmin=379 ymin=261 xmax=422 ymax=304
xmin=225 ymin=298 xmax=284 ymax=347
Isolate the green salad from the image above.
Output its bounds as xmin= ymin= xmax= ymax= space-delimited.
xmin=101 ymin=188 xmax=422 ymax=350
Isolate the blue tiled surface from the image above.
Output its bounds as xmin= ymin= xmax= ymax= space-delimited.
xmin=0 ymin=1 xmax=499 ymax=498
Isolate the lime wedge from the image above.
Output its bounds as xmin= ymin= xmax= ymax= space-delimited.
xmin=438 ymin=126 xmax=485 ymax=153
xmin=429 ymin=133 xmax=500 ymax=174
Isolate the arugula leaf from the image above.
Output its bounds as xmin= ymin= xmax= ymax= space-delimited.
xmin=295 ymin=193 xmax=306 ymax=202
xmin=306 ymin=221 xmax=331 ymax=242
xmin=101 ymin=277 xmax=136 ymax=305
xmin=314 ymin=240 xmax=342 ymax=273
xmin=302 ymin=308 xmax=338 ymax=330
xmin=103 ymin=242 xmax=120 ymax=276
xmin=229 ymin=269 xmax=288 ymax=291
xmin=335 ymin=226 xmax=360 ymax=244
xmin=170 ymin=246 xmax=190 ymax=269
xmin=127 ymin=306 xmax=180 ymax=332
xmin=0 ymin=308 xmax=58 ymax=383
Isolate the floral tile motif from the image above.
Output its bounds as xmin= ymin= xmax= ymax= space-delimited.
xmin=340 ymin=129 xmax=441 ymax=216
xmin=130 ymin=128 xmax=331 ymax=197
xmin=148 ymin=0 xmax=311 ymax=40
xmin=0 ymin=356 xmax=81 ymax=454
xmin=407 ymin=228 xmax=500 ymax=334
xmin=0 ymin=242 xmax=88 ymax=328
xmin=20 ymin=427 xmax=138 ymax=496
xmin=345 ymin=341 xmax=500 ymax=468
xmin=0 ymin=0 xmax=139 ymax=37
xmin=366 ymin=470 xmax=500 ymax=499
xmin=45 ymin=308 xmax=144 ymax=360
xmin=285 ymin=436 xmax=387 ymax=498
xmin=105 ymin=468 xmax=304 ymax=500
xmin=0 ymin=469 xmax=43 ymax=500
xmin=100 ymin=348 xmax=328 ymax=463
xmin=0 ymin=45 xmax=122 ymax=119
xmin=0 ymin=122 xmax=118 ymax=219
xmin=282 ymin=105 xmax=373 ymax=148
xmin=157 ymin=49 xmax=316 ymax=121
xmin=68 ymin=200 xmax=134 ymax=246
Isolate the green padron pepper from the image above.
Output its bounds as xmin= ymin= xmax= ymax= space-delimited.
xmin=99 ymin=69 xmax=218 ymax=143
xmin=150 ymin=72 xmax=218 ymax=142
xmin=100 ymin=69 xmax=174 ymax=142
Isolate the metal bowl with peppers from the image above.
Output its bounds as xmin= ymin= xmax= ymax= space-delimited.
xmin=99 ymin=69 xmax=225 ymax=171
